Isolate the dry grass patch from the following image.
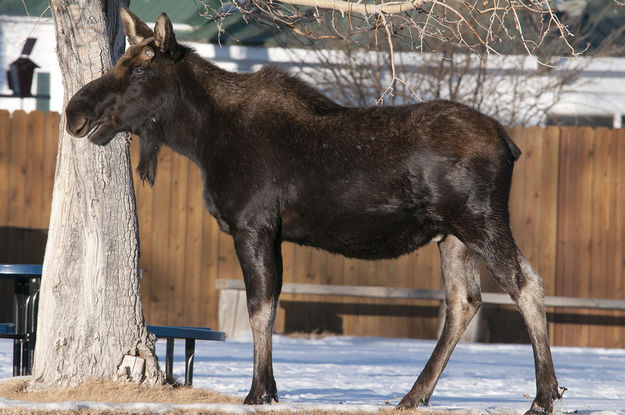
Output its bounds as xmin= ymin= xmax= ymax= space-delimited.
xmin=0 ymin=408 xmax=459 ymax=415
xmin=0 ymin=378 xmax=508 ymax=415
xmin=0 ymin=377 xmax=241 ymax=404
xmin=0 ymin=410 xmax=416 ymax=415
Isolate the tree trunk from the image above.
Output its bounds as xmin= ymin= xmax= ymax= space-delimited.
xmin=31 ymin=0 xmax=162 ymax=388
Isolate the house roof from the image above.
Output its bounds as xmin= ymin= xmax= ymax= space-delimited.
xmin=0 ymin=0 xmax=50 ymax=17
xmin=127 ymin=0 xmax=207 ymax=27
xmin=129 ymin=0 xmax=290 ymax=46
xmin=0 ymin=0 xmax=286 ymax=46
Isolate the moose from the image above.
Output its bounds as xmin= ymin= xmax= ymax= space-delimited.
xmin=65 ymin=8 xmax=563 ymax=414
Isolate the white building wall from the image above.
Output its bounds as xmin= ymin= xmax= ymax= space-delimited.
xmin=0 ymin=16 xmax=61 ymax=113
xmin=550 ymin=58 xmax=625 ymax=119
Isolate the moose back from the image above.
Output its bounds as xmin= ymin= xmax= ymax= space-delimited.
xmin=65 ymin=8 xmax=562 ymax=414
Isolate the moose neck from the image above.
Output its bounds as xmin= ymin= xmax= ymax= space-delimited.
xmin=154 ymin=48 xmax=239 ymax=166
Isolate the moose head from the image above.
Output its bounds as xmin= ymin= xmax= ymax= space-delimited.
xmin=65 ymin=9 xmax=184 ymax=184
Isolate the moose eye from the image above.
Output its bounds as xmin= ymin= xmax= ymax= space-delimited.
xmin=134 ymin=66 xmax=145 ymax=75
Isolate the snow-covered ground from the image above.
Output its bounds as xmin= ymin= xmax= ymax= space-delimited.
xmin=1 ymin=333 xmax=624 ymax=413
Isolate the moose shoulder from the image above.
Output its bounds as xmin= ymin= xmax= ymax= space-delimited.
xmin=65 ymin=8 xmax=562 ymax=415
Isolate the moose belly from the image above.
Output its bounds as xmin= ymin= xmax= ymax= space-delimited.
xmin=281 ymin=207 xmax=442 ymax=260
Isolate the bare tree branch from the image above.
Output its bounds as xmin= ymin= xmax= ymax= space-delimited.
xmin=275 ymin=0 xmax=426 ymax=16
xmin=198 ymin=0 xmax=625 ymax=121
xmin=201 ymin=0 xmax=591 ymax=58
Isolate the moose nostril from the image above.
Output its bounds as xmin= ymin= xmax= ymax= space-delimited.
xmin=67 ymin=114 xmax=89 ymax=137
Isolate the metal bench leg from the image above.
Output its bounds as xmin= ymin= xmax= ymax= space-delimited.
xmin=25 ymin=334 xmax=35 ymax=375
xmin=166 ymin=338 xmax=174 ymax=381
xmin=21 ymin=338 xmax=30 ymax=376
xmin=26 ymin=289 xmax=40 ymax=375
xmin=185 ymin=338 xmax=195 ymax=386
xmin=12 ymin=339 xmax=21 ymax=376
xmin=13 ymin=279 xmax=25 ymax=376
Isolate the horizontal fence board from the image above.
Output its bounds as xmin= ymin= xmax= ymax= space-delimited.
xmin=216 ymin=278 xmax=447 ymax=300
xmin=216 ymin=279 xmax=625 ymax=311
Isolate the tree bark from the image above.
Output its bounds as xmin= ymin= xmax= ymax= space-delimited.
xmin=31 ymin=0 xmax=162 ymax=388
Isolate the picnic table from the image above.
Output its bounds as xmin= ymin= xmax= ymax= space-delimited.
xmin=0 ymin=264 xmax=225 ymax=385
xmin=0 ymin=264 xmax=42 ymax=376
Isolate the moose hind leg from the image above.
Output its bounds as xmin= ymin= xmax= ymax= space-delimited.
xmin=477 ymin=236 xmax=560 ymax=414
xmin=233 ymin=227 xmax=283 ymax=405
xmin=398 ymin=235 xmax=482 ymax=408
xmin=516 ymin=253 xmax=561 ymax=414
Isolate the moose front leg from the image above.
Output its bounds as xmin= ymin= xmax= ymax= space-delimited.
xmin=233 ymin=226 xmax=283 ymax=404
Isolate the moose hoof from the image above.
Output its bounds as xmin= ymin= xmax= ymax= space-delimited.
xmin=524 ymin=406 xmax=550 ymax=415
xmin=243 ymin=395 xmax=264 ymax=405
xmin=395 ymin=395 xmax=427 ymax=410
xmin=523 ymin=386 xmax=565 ymax=415
xmin=243 ymin=389 xmax=279 ymax=405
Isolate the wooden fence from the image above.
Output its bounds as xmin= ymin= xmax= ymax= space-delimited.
xmin=1 ymin=110 xmax=624 ymax=348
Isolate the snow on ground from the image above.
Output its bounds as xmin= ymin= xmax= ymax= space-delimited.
xmin=1 ymin=333 xmax=624 ymax=413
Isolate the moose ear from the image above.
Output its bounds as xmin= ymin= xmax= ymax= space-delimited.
xmin=120 ymin=8 xmax=153 ymax=45
xmin=154 ymin=12 xmax=177 ymax=54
